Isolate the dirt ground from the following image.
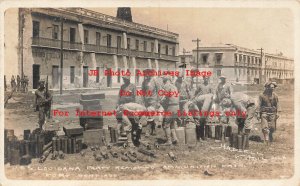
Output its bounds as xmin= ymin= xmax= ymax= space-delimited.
xmin=4 ymin=85 xmax=294 ymax=180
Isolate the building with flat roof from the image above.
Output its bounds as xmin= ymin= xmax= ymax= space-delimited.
xmin=18 ymin=8 xmax=179 ymax=89
xmin=179 ymin=43 xmax=294 ymax=84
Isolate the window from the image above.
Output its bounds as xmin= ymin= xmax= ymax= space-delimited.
xmin=107 ymin=34 xmax=112 ymax=47
xmin=158 ymin=44 xmax=161 ymax=54
xmin=234 ymin=54 xmax=237 ymax=62
xmin=217 ymin=69 xmax=222 ymax=76
xmin=239 ymin=54 xmax=242 ymax=62
xmin=70 ymin=28 xmax=76 ymax=43
xmin=70 ymin=66 xmax=75 ymax=83
xmin=172 ymin=46 xmax=175 ymax=56
xmin=96 ymin=67 xmax=100 ymax=83
xmin=202 ymin=54 xmax=209 ymax=64
xmin=127 ymin=38 xmax=131 ymax=49
xmin=32 ymin=21 xmax=40 ymax=38
xmin=143 ymin=41 xmax=147 ymax=52
xmin=151 ymin=42 xmax=154 ymax=53
xmin=96 ymin=32 xmax=101 ymax=46
xmin=181 ymin=57 xmax=185 ymax=63
xmin=52 ymin=25 xmax=59 ymax=40
xmin=165 ymin=45 xmax=168 ymax=55
xmin=84 ymin=29 xmax=89 ymax=44
xmin=117 ymin=36 xmax=122 ymax=49
xmin=215 ymin=53 xmax=223 ymax=64
xmin=135 ymin=39 xmax=139 ymax=50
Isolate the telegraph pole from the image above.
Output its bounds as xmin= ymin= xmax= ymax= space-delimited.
xmin=192 ymin=38 xmax=201 ymax=85
xmin=60 ymin=17 xmax=64 ymax=95
xmin=257 ymin=48 xmax=264 ymax=84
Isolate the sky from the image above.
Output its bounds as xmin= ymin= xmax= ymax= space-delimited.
xmin=92 ymin=8 xmax=294 ymax=58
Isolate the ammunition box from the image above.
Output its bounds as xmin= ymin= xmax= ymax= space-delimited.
xmin=63 ymin=125 xmax=84 ymax=138
xmin=83 ymin=129 xmax=106 ymax=146
xmin=175 ymin=127 xmax=185 ymax=145
xmin=80 ymin=93 xmax=105 ymax=100
xmin=185 ymin=124 xmax=197 ymax=145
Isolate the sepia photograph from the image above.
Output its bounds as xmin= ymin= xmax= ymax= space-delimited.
xmin=1 ymin=0 xmax=299 ymax=185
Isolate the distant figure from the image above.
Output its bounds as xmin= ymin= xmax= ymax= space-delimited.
xmin=10 ymin=75 xmax=16 ymax=92
xmin=17 ymin=75 xmax=21 ymax=92
xmin=24 ymin=75 xmax=29 ymax=92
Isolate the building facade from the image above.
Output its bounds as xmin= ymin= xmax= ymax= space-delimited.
xmin=179 ymin=43 xmax=294 ymax=84
xmin=18 ymin=8 xmax=179 ymax=89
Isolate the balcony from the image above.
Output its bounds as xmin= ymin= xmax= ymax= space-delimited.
xmin=32 ymin=37 xmax=178 ymax=61
xmin=160 ymin=54 xmax=178 ymax=61
xmin=32 ymin=37 xmax=82 ymax=50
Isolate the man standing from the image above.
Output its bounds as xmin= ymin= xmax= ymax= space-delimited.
xmin=115 ymin=75 xmax=136 ymax=136
xmin=214 ymin=76 xmax=233 ymax=123
xmin=215 ymin=76 xmax=233 ymax=103
xmin=160 ymin=75 xmax=180 ymax=145
xmin=141 ymin=69 xmax=163 ymax=136
xmin=194 ymin=76 xmax=213 ymax=97
xmin=11 ymin=75 xmax=16 ymax=91
xmin=257 ymin=82 xmax=279 ymax=144
xmin=175 ymin=71 xmax=194 ymax=126
xmin=17 ymin=75 xmax=21 ymax=92
xmin=24 ymin=75 xmax=29 ymax=93
xmin=35 ymin=80 xmax=52 ymax=130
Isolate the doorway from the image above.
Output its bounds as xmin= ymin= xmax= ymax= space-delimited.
xmin=32 ymin=64 xmax=40 ymax=89
xmin=83 ymin=66 xmax=89 ymax=87
xmin=106 ymin=67 xmax=112 ymax=87
xmin=52 ymin=65 xmax=59 ymax=88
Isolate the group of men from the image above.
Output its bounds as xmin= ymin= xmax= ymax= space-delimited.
xmin=115 ymin=68 xmax=280 ymax=146
xmin=5 ymin=75 xmax=29 ymax=92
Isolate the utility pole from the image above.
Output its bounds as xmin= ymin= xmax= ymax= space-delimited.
xmin=192 ymin=38 xmax=201 ymax=85
xmin=60 ymin=17 xmax=64 ymax=95
xmin=257 ymin=48 xmax=264 ymax=84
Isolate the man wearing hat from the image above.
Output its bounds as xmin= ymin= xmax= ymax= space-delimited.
xmin=175 ymin=70 xmax=195 ymax=126
xmin=257 ymin=81 xmax=279 ymax=144
xmin=116 ymin=74 xmax=136 ymax=136
xmin=141 ymin=68 xmax=163 ymax=137
xmin=160 ymin=74 xmax=180 ymax=145
xmin=194 ymin=76 xmax=213 ymax=98
xmin=215 ymin=76 xmax=233 ymax=103
xmin=35 ymin=80 xmax=52 ymax=130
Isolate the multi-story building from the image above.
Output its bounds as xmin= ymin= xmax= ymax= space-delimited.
xmin=179 ymin=43 xmax=294 ymax=84
xmin=18 ymin=8 xmax=179 ymax=89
